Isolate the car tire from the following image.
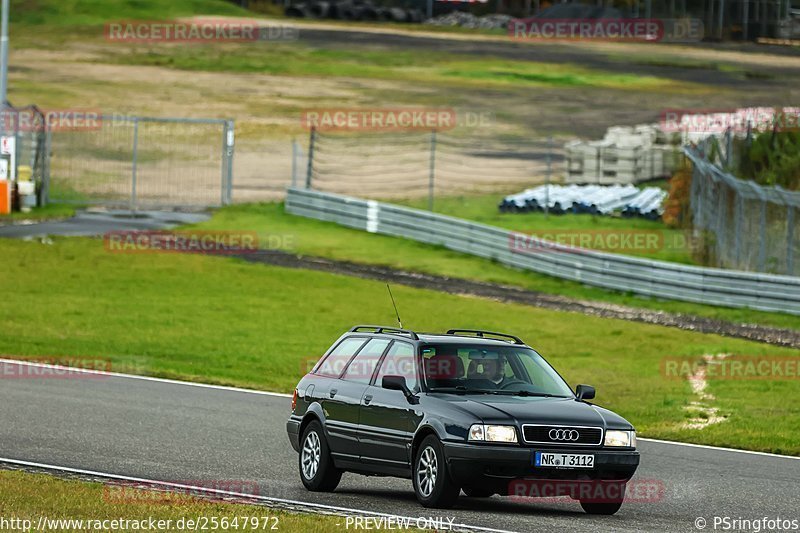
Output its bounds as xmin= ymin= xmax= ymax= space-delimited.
xmin=413 ymin=435 xmax=460 ymax=508
xmin=580 ymin=500 xmax=624 ymax=515
xmin=462 ymin=487 xmax=494 ymax=498
xmin=299 ymin=420 xmax=342 ymax=492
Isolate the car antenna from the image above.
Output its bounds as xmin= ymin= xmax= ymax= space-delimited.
xmin=386 ymin=284 xmax=403 ymax=329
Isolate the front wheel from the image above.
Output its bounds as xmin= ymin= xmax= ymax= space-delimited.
xmin=580 ymin=483 xmax=625 ymax=515
xmin=299 ymin=420 xmax=342 ymax=492
xmin=412 ymin=436 xmax=460 ymax=508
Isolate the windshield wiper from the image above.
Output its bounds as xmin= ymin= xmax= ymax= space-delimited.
xmin=495 ymin=390 xmax=570 ymax=398
xmin=428 ymin=386 xmax=494 ymax=394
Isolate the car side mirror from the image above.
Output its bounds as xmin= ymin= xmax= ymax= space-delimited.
xmin=576 ymin=384 xmax=595 ymax=401
xmin=382 ymin=375 xmax=418 ymax=404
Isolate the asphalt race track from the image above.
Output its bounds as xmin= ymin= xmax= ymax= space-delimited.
xmin=1 ymin=359 xmax=798 ymax=532
xmin=0 ymin=210 xmax=209 ymax=239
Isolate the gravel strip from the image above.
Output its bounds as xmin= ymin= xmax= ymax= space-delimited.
xmin=239 ymin=250 xmax=800 ymax=349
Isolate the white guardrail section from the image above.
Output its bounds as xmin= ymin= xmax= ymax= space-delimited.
xmin=285 ymin=187 xmax=800 ymax=315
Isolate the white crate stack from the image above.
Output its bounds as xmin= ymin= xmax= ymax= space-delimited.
xmin=566 ymin=124 xmax=680 ymax=185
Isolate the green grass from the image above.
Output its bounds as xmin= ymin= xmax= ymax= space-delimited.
xmin=108 ymin=43 xmax=693 ymax=92
xmin=10 ymin=0 xmax=247 ymax=26
xmin=1 ymin=236 xmax=799 ymax=453
xmin=195 ymin=202 xmax=800 ymax=331
xmin=398 ymin=193 xmax=695 ymax=264
xmin=610 ymin=54 xmax=777 ymax=81
xmin=0 ymin=470 xmax=369 ymax=532
xmin=0 ymin=202 xmax=76 ymax=222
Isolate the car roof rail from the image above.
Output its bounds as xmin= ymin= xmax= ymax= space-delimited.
xmin=350 ymin=325 xmax=420 ymax=340
xmin=445 ymin=329 xmax=525 ymax=345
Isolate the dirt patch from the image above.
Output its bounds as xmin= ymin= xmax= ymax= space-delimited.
xmin=682 ymin=353 xmax=729 ymax=430
xmin=11 ymin=25 xmax=800 ymax=202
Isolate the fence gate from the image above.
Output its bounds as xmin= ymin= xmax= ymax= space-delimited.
xmin=48 ymin=115 xmax=234 ymax=209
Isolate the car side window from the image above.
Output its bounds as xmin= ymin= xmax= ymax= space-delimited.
xmin=342 ymin=339 xmax=390 ymax=384
xmin=315 ymin=337 xmax=367 ymax=377
xmin=376 ymin=342 xmax=418 ymax=391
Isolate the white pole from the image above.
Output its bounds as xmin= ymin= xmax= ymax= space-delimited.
xmin=0 ymin=0 xmax=8 ymax=109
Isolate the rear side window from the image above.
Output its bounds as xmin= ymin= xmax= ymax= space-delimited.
xmin=315 ymin=338 xmax=367 ymax=377
xmin=342 ymin=339 xmax=390 ymax=384
xmin=376 ymin=342 xmax=418 ymax=391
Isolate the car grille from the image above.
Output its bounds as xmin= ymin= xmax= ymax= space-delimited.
xmin=522 ymin=425 xmax=603 ymax=446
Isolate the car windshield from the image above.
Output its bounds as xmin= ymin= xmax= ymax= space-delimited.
xmin=421 ymin=344 xmax=573 ymax=397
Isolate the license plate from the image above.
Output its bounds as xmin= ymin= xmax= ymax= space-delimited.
xmin=534 ymin=451 xmax=594 ymax=469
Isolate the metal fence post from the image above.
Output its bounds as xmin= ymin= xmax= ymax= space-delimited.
xmin=305 ymin=127 xmax=316 ymax=189
xmin=428 ymin=129 xmax=436 ymax=212
xmin=742 ymin=0 xmax=749 ymax=39
xmin=734 ymin=194 xmax=743 ymax=267
xmin=220 ymin=121 xmax=227 ymax=206
xmin=757 ymin=199 xmax=767 ymax=271
xmin=223 ymin=120 xmax=234 ymax=205
xmin=545 ymin=136 xmax=552 ymax=218
xmin=787 ymin=206 xmax=795 ymax=276
xmin=716 ymin=182 xmax=726 ymax=262
xmin=725 ymin=128 xmax=733 ymax=169
xmin=596 ymin=145 xmax=602 ymax=184
xmin=131 ymin=116 xmax=139 ymax=211
xmin=41 ymin=128 xmax=51 ymax=206
xmin=291 ymin=139 xmax=298 ymax=188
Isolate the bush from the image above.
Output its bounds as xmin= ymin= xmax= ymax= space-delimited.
xmin=735 ymin=130 xmax=800 ymax=190
xmin=663 ymin=165 xmax=692 ymax=229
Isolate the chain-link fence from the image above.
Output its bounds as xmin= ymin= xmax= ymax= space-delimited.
xmin=302 ymin=129 xmax=565 ymax=203
xmin=48 ymin=115 xmax=234 ymax=209
xmin=686 ymin=140 xmax=799 ymax=276
xmin=231 ymin=138 xmax=303 ymax=203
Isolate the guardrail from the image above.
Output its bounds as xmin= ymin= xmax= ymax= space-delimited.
xmin=285 ymin=187 xmax=800 ymax=315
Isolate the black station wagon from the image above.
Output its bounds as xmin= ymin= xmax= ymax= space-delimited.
xmin=286 ymin=326 xmax=639 ymax=514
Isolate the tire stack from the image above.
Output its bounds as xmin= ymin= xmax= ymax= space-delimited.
xmin=285 ymin=1 xmax=419 ymax=22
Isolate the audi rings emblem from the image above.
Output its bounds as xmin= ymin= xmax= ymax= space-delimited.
xmin=549 ymin=429 xmax=580 ymax=441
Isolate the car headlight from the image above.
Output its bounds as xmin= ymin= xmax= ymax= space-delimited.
xmin=604 ymin=430 xmax=636 ymax=448
xmin=468 ymin=424 xmax=518 ymax=443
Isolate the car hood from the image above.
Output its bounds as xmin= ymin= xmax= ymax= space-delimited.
xmin=436 ymin=394 xmax=633 ymax=429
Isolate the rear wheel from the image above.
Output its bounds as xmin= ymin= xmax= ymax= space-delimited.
xmin=413 ymin=435 xmax=460 ymax=508
xmin=299 ymin=420 xmax=342 ymax=492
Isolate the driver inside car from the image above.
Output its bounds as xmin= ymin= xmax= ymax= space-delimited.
xmin=467 ymin=351 xmax=508 ymax=388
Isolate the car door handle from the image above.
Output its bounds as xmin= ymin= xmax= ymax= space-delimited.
xmin=329 ymin=389 xmax=338 ymax=398
xmin=363 ymin=394 xmax=373 ymax=405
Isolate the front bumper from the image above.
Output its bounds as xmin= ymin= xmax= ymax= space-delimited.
xmin=443 ymin=441 xmax=639 ymax=495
